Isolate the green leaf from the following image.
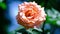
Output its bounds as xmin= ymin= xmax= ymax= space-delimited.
xmin=0 ymin=2 xmax=6 ymax=10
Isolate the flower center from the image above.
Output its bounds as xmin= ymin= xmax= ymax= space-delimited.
xmin=25 ymin=10 xmax=37 ymax=19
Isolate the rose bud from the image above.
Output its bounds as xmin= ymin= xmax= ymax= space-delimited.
xmin=16 ymin=2 xmax=46 ymax=29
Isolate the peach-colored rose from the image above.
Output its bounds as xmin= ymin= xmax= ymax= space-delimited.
xmin=16 ymin=2 xmax=46 ymax=29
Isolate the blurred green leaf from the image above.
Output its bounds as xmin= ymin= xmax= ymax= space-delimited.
xmin=0 ymin=2 xmax=6 ymax=10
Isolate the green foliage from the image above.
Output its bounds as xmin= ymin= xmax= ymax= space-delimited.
xmin=0 ymin=2 xmax=6 ymax=10
xmin=45 ymin=15 xmax=57 ymax=25
xmin=8 ymin=28 xmax=42 ymax=34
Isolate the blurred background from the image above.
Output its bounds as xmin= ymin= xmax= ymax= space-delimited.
xmin=0 ymin=0 xmax=60 ymax=34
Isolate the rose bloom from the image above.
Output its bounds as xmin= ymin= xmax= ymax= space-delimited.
xmin=16 ymin=2 xmax=46 ymax=29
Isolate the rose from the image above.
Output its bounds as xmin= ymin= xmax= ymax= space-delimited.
xmin=16 ymin=2 xmax=46 ymax=29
